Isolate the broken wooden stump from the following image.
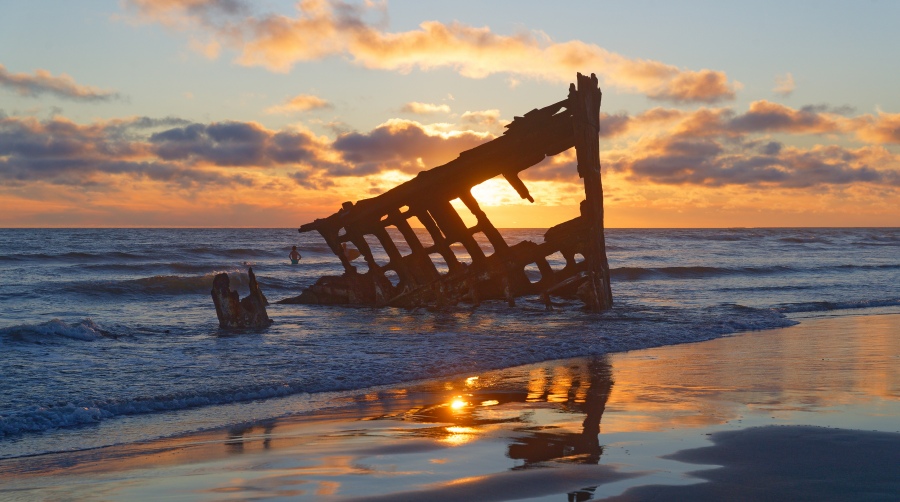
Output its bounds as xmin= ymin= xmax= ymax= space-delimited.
xmin=211 ymin=268 xmax=273 ymax=328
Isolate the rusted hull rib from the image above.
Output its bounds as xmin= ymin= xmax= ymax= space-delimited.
xmin=288 ymin=73 xmax=612 ymax=311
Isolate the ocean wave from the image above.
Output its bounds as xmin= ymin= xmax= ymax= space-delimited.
xmin=610 ymin=263 xmax=899 ymax=281
xmin=300 ymin=245 xmax=340 ymax=254
xmin=851 ymin=240 xmax=900 ymax=247
xmin=835 ymin=264 xmax=900 ymax=271
xmin=0 ymin=383 xmax=307 ymax=438
xmin=775 ymin=298 xmax=900 ymax=313
xmin=860 ymin=233 xmax=900 ymax=243
xmin=777 ymin=236 xmax=831 ymax=244
xmin=0 ymin=319 xmax=112 ymax=342
xmin=0 ymin=251 xmax=145 ymax=262
xmin=611 ymin=265 xmax=793 ymax=281
xmin=70 ymin=270 xmax=252 ymax=296
xmin=127 ymin=270 xmax=251 ymax=295
xmin=183 ymin=247 xmax=279 ymax=259
xmin=77 ymin=261 xmax=232 ymax=275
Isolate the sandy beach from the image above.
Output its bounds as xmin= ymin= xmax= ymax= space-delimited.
xmin=2 ymin=310 xmax=898 ymax=501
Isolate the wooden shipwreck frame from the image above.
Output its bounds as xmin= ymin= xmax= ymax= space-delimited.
xmin=289 ymin=73 xmax=613 ymax=312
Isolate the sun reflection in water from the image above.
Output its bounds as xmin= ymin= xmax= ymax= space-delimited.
xmin=450 ymin=397 xmax=468 ymax=410
xmin=442 ymin=426 xmax=478 ymax=446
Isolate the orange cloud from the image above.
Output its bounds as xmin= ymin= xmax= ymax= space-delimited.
xmin=123 ymin=0 xmax=248 ymax=27
xmin=0 ymin=112 xmax=495 ymax=193
xmin=609 ymin=134 xmax=899 ymax=188
xmin=331 ymin=118 xmax=491 ymax=174
xmin=460 ymin=109 xmax=505 ymax=133
xmin=123 ymin=0 xmax=739 ymax=103
xmin=265 ymin=94 xmax=333 ymax=114
xmin=0 ymin=64 xmax=119 ymax=101
xmin=850 ymin=110 xmax=900 ymax=144
xmin=728 ymin=100 xmax=841 ymax=135
xmin=401 ymin=102 xmax=451 ymax=115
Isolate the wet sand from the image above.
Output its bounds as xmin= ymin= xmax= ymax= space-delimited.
xmin=2 ymin=311 xmax=898 ymax=501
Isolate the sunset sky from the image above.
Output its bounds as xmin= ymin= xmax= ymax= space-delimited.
xmin=1 ymin=0 xmax=898 ymax=228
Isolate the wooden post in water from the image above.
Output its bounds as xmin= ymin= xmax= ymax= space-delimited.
xmin=570 ymin=73 xmax=613 ymax=312
xmin=211 ymin=268 xmax=273 ymax=328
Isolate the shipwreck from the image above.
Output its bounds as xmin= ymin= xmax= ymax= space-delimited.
xmin=284 ymin=73 xmax=613 ymax=312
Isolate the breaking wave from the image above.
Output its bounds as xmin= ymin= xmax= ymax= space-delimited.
xmin=774 ymin=298 xmax=900 ymax=313
xmin=610 ymin=263 xmax=899 ymax=281
xmin=0 ymin=319 xmax=112 ymax=343
xmin=63 ymin=270 xmax=251 ymax=296
xmin=0 ymin=383 xmax=307 ymax=438
xmin=611 ymin=265 xmax=793 ymax=281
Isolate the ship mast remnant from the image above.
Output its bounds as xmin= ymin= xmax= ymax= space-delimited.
xmin=288 ymin=73 xmax=613 ymax=312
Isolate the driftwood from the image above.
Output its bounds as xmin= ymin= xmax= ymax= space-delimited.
xmin=211 ymin=268 xmax=273 ymax=328
xmin=284 ymin=73 xmax=613 ymax=311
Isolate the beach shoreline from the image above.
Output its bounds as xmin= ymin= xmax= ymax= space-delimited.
xmin=2 ymin=310 xmax=898 ymax=500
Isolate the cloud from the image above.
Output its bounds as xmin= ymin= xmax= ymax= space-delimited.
xmin=598 ymin=112 xmax=632 ymax=137
xmin=0 ymin=110 xmax=496 ymax=194
xmin=123 ymin=0 xmax=249 ymax=27
xmin=727 ymin=100 xmax=840 ymax=135
xmin=265 ymin=94 xmax=333 ymax=114
xmin=6 ymin=97 xmax=899 ymax=207
xmin=0 ymin=115 xmax=334 ymax=189
xmin=594 ymin=101 xmax=895 ymax=143
xmin=0 ymin=115 xmax=242 ymax=188
xmin=0 ymin=64 xmax=119 ymax=101
xmin=666 ymin=101 xmax=900 ymax=145
xmin=460 ymin=109 xmax=505 ymax=133
xmin=123 ymin=0 xmax=738 ymax=103
xmin=609 ymin=132 xmax=899 ymax=189
xmin=149 ymin=120 xmax=337 ymax=168
xmin=401 ymin=102 xmax=451 ymax=115
xmin=773 ymin=72 xmax=795 ymax=96
xmin=584 ymin=100 xmax=900 ymax=188
xmin=518 ymin=100 xmax=900 ymax=186
xmin=288 ymin=169 xmax=335 ymax=189
xmin=850 ymin=110 xmax=900 ymax=144
xmin=331 ymin=118 xmax=491 ymax=175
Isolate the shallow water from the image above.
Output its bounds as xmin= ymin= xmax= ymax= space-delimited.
xmin=1 ymin=227 xmax=898 ymax=458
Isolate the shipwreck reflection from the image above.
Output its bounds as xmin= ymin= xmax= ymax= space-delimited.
xmin=388 ymin=356 xmax=614 ymax=468
xmin=509 ymin=357 xmax=613 ymax=467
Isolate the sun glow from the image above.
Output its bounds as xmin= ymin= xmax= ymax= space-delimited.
xmin=450 ymin=397 xmax=468 ymax=410
xmin=468 ymin=177 xmax=523 ymax=207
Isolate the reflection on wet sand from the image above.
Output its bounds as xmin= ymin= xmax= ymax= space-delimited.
xmin=366 ymin=356 xmax=614 ymax=467
xmin=225 ymin=421 xmax=276 ymax=452
xmin=602 ymin=312 xmax=899 ymax=435
xmin=509 ymin=358 xmax=613 ymax=468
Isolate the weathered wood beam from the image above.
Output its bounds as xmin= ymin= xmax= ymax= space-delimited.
xmin=570 ymin=72 xmax=613 ymax=312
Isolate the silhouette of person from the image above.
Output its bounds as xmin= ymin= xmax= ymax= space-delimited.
xmin=289 ymin=246 xmax=301 ymax=265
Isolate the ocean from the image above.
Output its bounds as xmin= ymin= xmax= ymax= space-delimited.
xmin=1 ymin=227 xmax=898 ymax=459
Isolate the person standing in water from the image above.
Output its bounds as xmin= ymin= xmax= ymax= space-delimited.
xmin=289 ymin=246 xmax=302 ymax=265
